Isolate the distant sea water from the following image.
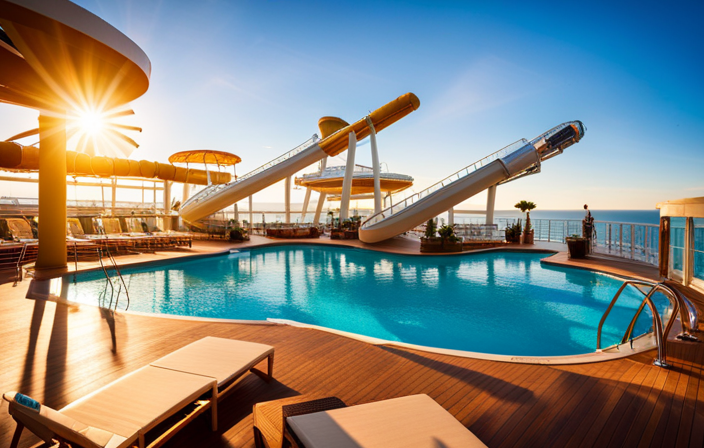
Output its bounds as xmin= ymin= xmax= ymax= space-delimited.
xmin=490 ymin=210 xmax=660 ymax=225
xmin=229 ymin=205 xmax=660 ymax=226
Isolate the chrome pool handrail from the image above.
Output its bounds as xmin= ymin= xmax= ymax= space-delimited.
xmin=596 ymin=280 xmax=699 ymax=368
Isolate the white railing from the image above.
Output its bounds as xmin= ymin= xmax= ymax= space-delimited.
xmin=592 ymin=221 xmax=659 ymax=266
xmin=181 ymin=134 xmax=319 ymax=210
xmin=519 ymin=218 xmax=659 ymax=266
xmin=362 ymin=139 xmax=529 ymax=228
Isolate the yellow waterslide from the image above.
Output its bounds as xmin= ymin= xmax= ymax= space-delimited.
xmin=0 ymin=141 xmax=230 ymax=185
xmin=179 ymin=93 xmax=420 ymax=223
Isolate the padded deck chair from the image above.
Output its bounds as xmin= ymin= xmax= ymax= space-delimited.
xmin=4 ymin=337 xmax=274 ymax=448
xmin=284 ymin=394 xmax=486 ymax=448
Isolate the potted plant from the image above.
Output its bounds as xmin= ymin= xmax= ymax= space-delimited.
xmin=229 ymin=225 xmax=249 ymax=242
xmin=515 ymin=200 xmax=536 ymax=244
xmin=505 ymin=219 xmax=522 ymax=243
xmin=420 ymin=218 xmax=443 ymax=252
xmin=438 ymin=224 xmax=463 ymax=252
xmin=565 ymin=234 xmax=589 ymax=259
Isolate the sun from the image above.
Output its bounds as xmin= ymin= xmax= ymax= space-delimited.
xmin=77 ymin=110 xmax=104 ymax=135
xmin=64 ymin=107 xmax=142 ymax=158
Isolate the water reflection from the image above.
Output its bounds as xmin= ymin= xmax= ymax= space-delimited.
xmin=67 ymin=246 xmax=648 ymax=357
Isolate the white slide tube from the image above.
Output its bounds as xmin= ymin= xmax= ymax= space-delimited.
xmin=359 ymin=144 xmax=539 ymax=243
xmin=180 ymin=141 xmax=326 ymax=223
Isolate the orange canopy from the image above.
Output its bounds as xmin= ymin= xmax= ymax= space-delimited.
xmin=168 ymin=150 xmax=241 ymax=166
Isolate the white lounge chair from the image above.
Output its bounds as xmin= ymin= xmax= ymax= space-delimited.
xmin=4 ymin=337 xmax=274 ymax=448
xmin=284 ymin=394 xmax=486 ymax=448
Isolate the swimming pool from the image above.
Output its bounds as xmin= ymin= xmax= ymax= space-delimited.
xmin=66 ymin=245 xmax=666 ymax=357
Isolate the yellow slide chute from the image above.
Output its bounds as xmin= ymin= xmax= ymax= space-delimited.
xmin=0 ymin=142 xmax=230 ymax=185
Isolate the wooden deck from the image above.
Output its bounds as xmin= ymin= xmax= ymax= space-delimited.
xmin=1 ymin=238 xmax=703 ymax=447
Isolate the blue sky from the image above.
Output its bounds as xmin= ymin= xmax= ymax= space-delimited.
xmin=1 ymin=0 xmax=702 ymax=210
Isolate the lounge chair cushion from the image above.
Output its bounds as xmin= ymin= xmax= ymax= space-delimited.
xmin=3 ymin=391 xmax=126 ymax=448
xmin=286 ymin=394 xmax=486 ymax=448
xmin=150 ymin=336 xmax=274 ymax=387
xmin=60 ymin=365 xmax=216 ymax=444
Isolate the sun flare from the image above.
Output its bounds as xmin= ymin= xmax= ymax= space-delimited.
xmin=77 ymin=110 xmax=104 ymax=135
xmin=65 ymin=107 xmax=142 ymax=158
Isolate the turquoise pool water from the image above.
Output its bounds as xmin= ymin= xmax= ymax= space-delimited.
xmin=66 ymin=245 xmax=666 ymax=357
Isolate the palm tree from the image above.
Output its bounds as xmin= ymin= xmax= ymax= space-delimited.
xmin=514 ymin=200 xmax=537 ymax=236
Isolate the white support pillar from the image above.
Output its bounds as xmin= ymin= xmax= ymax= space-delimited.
xmin=301 ymin=188 xmax=312 ymax=223
xmin=234 ymin=202 xmax=239 ymax=223
xmin=339 ymin=132 xmax=357 ymax=221
xmin=486 ymin=184 xmax=497 ymax=225
xmin=285 ymin=175 xmax=291 ymax=223
xmin=365 ymin=117 xmax=382 ymax=214
xmin=448 ymin=207 xmax=454 ymax=226
xmin=249 ymin=195 xmax=253 ymax=231
xmin=313 ymin=192 xmax=327 ymax=224
xmin=111 ymin=178 xmax=117 ymax=216
xmin=163 ymin=180 xmax=172 ymax=230
xmin=312 ymin=157 xmax=328 ymax=225
xmin=182 ymin=183 xmax=191 ymax=204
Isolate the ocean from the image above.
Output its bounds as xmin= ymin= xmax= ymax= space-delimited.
xmin=224 ymin=204 xmax=661 ymax=226
xmin=489 ymin=210 xmax=660 ymax=225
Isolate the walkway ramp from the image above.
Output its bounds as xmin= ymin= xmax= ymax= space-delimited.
xmin=179 ymin=93 xmax=420 ymax=224
xmin=358 ymin=121 xmax=586 ymax=243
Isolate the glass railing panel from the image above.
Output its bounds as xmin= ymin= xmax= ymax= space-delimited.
xmin=670 ymin=217 xmax=686 ymax=276
xmin=693 ymin=218 xmax=704 ymax=282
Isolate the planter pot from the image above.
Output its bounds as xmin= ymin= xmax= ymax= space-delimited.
xmin=421 ymin=237 xmax=462 ymax=253
xmin=442 ymin=240 xmax=463 ymax=252
xmin=523 ymin=230 xmax=534 ymax=244
xmin=330 ymin=230 xmax=344 ymax=240
xmin=566 ymin=237 xmax=588 ymax=259
xmin=420 ymin=237 xmax=443 ymax=253
xmin=505 ymin=232 xmax=522 ymax=243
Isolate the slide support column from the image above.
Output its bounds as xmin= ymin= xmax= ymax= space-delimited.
xmin=163 ymin=180 xmax=172 ymax=230
xmin=365 ymin=116 xmax=382 ymax=214
xmin=486 ymin=184 xmax=497 ymax=225
xmin=285 ymin=175 xmax=291 ymax=223
xmin=301 ymin=188 xmax=312 ymax=222
xmin=340 ymin=132 xmax=357 ymax=221
xmin=249 ymin=195 xmax=253 ymax=231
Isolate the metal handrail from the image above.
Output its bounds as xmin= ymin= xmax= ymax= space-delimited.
xmin=105 ymin=246 xmax=130 ymax=311
xmin=596 ymin=280 xmax=699 ymax=367
xmin=97 ymin=248 xmax=116 ymax=309
xmin=181 ymin=134 xmax=320 ymax=211
xmin=96 ymin=238 xmax=131 ymax=312
xmin=13 ymin=242 xmax=27 ymax=287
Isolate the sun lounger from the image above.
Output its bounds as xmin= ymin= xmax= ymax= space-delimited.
xmin=150 ymin=336 xmax=275 ymax=397
xmin=4 ymin=337 xmax=275 ymax=448
xmin=284 ymin=394 xmax=486 ymax=448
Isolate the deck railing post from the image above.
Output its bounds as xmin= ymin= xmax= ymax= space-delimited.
xmin=631 ymin=224 xmax=636 ymax=260
xmin=548 ymin=220 xmax=551 ymax=242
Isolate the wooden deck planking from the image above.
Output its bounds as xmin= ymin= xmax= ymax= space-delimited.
xmin=2 ymin=242 xmax=704 ymax=447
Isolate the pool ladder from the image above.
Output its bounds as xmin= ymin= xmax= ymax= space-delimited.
xmin=97 ymin=242 xmax=130 ymax=312
xmin=597 ymin=280 xmax=699 ymax=368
